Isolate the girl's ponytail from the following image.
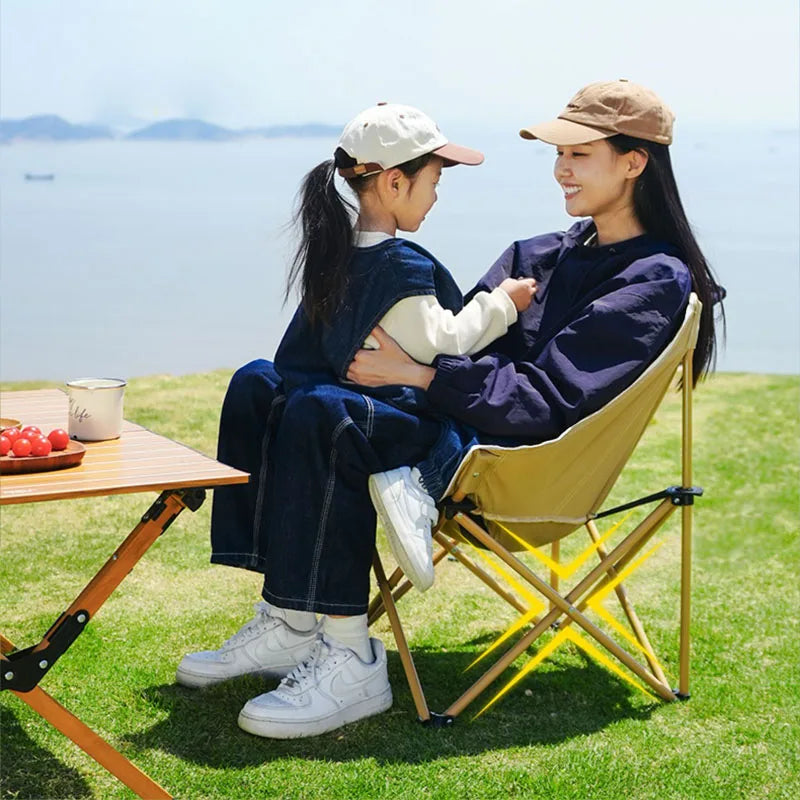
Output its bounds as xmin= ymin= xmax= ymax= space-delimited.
xmin=286 ymin=158 xmax=356 ymax=327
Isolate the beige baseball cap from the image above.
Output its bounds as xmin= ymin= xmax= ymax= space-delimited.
xmin=520 ymin=79 xmax=675 ymax=146
xmin=336 ymin=103 xmax=484 ymax=178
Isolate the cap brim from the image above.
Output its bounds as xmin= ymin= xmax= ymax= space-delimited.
xmin=519 ymin=118 xmax=614 ymax=146
xmin=433 ymin=142 xmax=485 ymax=167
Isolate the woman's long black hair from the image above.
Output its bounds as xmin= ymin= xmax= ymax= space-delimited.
xmin=608 ymin=134 xmax=726 ymax=385
xmin=286 ymin=148 xmax=431 ymax=328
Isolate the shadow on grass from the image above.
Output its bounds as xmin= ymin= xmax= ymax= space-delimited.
xmin=0 ymin=706 xmax=93 ymax=799
xmin=126 ymin=642 xmax=659 ymax=768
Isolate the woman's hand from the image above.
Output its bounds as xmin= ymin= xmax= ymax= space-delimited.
xmin=499 ymin=277 xmax=537 ymax=312
xmin=346 ymin=326 xmax=436 ymax=390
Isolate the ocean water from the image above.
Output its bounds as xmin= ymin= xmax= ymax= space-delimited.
xmin=1 ymin=127 xmax=798 ymax=382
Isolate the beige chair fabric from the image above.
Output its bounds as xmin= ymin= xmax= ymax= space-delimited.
xmin=442 ymin=294 xmax=702 ymax=549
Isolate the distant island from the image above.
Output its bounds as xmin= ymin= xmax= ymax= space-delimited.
xmin=0 ymin=115 xmax=114 ymax=143
xmin=0 ymin=114 xmax=341 ymax=143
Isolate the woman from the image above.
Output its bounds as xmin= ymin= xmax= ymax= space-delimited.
xmin=176 ymin=80 xmax=724 ymax=741
xmin=363 ymin=78 xmax=724 ymax=592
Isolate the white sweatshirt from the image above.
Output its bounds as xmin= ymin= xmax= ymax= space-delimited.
xmin=357 ymin=231 xmax=517 ymax=365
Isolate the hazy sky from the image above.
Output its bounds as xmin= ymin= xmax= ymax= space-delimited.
xmin=2 ymin=0 xmax=798 ymax=130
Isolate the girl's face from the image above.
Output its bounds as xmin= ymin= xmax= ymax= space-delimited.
xmin=393 ymin=158 xmax=443 ymax=232
xmin=553 ymin=139 xmax=638 ymax=220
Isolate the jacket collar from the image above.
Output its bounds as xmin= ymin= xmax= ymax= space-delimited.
xmin=560 ymin=218 xmax=679 ymax=260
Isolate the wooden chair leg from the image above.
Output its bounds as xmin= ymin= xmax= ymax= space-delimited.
xmin=367 ymin=547 xmax=448 ymax=627
xmin=372 ymin=552 xmax=430 ymax=722
xmin=679 ymin=503 xmax=692 ymax=697
xmin=367 ymin=565 xmax=405 ymax=620
xmin=433 ymin=532 xmax=530 ymax=616
xmin=444 ymin=503 xmax=678 ymax=718
xmin=584 ymin=519 xmax=668 ymax=684
xmin=461 ymin=512 xmax=676 ymax=697
xmin=679 ymin=348 xmax=694 ymax=698
xmin=368 ymin=514 xmax=452 ymax=625
xmin=549 ymin=540 xmax=560 ymax=612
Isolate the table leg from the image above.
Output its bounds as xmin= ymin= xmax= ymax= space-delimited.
xmin=37 ymin=489 xmax=205 ymax=651
xmin=4 ymin=667 xmax=171 ymax=799
xmin=1 ymin=488 xmax=205 ymax=798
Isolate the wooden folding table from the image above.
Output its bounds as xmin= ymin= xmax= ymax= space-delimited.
xmin=0 ymin=389 xmax=248 ymax=799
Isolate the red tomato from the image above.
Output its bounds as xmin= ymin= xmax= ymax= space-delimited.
xmin=21 ymin=425 xmax=42 ymax=437
xmin=4 ymin=427 xmax=22 ymax=444
xmin=0 ymin=435 xmax=10 ymax=456
xmin=12 ymin=437 xmax=32 ymax=457
xmin=31 ymin=435 xmax=53 ymax=457
xmin=48 ymin=428 xmax=70 ymax=451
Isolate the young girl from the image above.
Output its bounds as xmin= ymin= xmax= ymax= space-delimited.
xmin=273 ymin=102 xmax=537 ymax=407
xmin=177 ymin=103 xmax=533 ymax=735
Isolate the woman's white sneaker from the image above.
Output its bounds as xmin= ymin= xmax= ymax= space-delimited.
xmin=369 ymin=466 xmax=438 ymax=591
xmin=176 ymin=602 xmax=321 ymax=688
xmin=237 ymin=635 xmax=392 ymax=739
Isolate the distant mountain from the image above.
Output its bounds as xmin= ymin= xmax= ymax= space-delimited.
xmin=0 ymin=115 xmax=342 ymax=143
xmin=127 ymin=119 xmax=341 ymax=141
xmin=0 ymin=115 xmax=114 ymax=143
xmin=126 ymin=118 xmax=238 ymax=141
xmin=242 ymin=123 xmax=341 ymax=138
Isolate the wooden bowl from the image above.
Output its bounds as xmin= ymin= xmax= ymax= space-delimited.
xmin=0 ymin=440 xmax=86 ymax=474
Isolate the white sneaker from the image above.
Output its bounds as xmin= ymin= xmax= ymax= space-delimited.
xmin=237 ymin=635 xmax=392 ymax=739
xmin=176 ymin=602 xmax=321 ymax=688
xmin=369 ymin=466 xmax=438 ymax=591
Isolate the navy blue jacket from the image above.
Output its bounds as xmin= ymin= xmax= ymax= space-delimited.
xmin=426 ymin=220 xmax=692 ymax=440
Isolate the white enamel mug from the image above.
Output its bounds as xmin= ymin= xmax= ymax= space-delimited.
xmin=65 ymin=378 xmax=127 ymax=441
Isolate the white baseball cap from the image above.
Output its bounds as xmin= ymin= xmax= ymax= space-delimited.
xmin=336 ymin=103 xmax=484 ymax=178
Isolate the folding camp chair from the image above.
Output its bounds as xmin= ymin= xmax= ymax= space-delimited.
xmin=370 ymin=293 xmax=703 ymax=725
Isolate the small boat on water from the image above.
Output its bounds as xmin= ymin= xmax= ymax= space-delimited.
xmin=24 ymin=173 xmax=55 ymax=181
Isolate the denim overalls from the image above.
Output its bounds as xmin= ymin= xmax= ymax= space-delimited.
xmin=209 ymin=239 xmax=482 ymax=615
xmin=275 ymin=238 xmax=463 ymax=407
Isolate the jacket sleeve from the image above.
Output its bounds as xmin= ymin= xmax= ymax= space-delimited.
xmin=426 ymin=269 xmax=691 ymax=440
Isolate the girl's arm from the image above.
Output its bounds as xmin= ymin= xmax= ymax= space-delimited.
xmin=364 ymin=278 xmax=536 ymax=365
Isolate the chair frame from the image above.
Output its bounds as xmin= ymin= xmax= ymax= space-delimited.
xmin=369 ymin=343 xmax=699 ymax=726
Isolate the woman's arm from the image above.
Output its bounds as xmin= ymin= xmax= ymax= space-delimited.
xmin=427 ymin=276 xmax=691 ymax=439
xmin=347 ymin=326 xmax=436 ymax=390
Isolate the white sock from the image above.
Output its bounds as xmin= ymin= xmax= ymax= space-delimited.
xmin=268 ymin=604 xmax=318 ymax=633
xmin=322 ymin=614 xmax=373 ymax=663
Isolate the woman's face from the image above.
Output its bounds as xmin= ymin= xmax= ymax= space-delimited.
xmin=553 ymin=139 xmax=637 ymax=220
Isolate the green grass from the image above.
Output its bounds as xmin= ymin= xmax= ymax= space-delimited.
xmin=1 ymin=371 xmax=798 ymax=800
